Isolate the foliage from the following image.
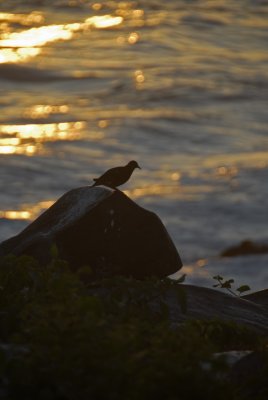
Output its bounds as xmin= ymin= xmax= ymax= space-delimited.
xmin=0 ymin=255 xmax=266 ymax=400
xmin=213 ymin=275 xmax=251 ymax=297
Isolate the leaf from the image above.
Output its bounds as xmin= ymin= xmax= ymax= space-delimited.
xmin=221 ymin=282 xmax=231 ymax=289
xmin=221 ymin=280 xmax=233 ymax=289
xmin=213 ymin=275 xmax=223 ymax=281
xmin=237 ymin=285 xmax=251 ymax=294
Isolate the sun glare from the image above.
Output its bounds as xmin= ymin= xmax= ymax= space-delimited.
xmin=0 ymin=121 xmax=85 ymax=155
xmin=0 ymin=11 xmax=44 ymax=25
xmin=0 ymin=210 xmax=31 ymax=220
xmin=85 ymin=15 xmax=123 ymax=29
xmin=0 ymin=13 xmax=124 ymax=63
xmin=0 ymin=24 xmax=78 ymax=48
xmin=0 ymin=200 xmax=55 ymax=221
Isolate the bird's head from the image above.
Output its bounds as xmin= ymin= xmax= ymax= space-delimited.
xmin=128 ymin=160 xmax=141 ymax=170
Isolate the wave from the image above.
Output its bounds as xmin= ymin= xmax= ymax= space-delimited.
xmin=0 ymin=63 xmax=95 ymax=83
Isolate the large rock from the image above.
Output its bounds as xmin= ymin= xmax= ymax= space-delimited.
xmin=0 ymin=186 xmax=182 ymax=279
xmin=89 ymin=283 xmax=268 ymax=333
xmin=164 ymin=284 xmax=268 ymax=333
xmin=243 ymin=289 xmax=268 ymax=308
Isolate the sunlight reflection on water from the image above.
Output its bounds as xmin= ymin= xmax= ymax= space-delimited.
xmin=0 ymin=14 xmax=123 ymax=63
xmin=0 ymin=11 xmax=44 ymax=25
xmin=0 ymin=0 xmax=268 ymax=289
xmin=124 ymin=182 xmax=220 ymax=201
xmin=0 ymin=200 xmax=54 ymax=221
xmin=0 ymin=121 xmax=86 ymax=155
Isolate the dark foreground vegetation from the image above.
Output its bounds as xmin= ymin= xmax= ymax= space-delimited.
xmin=0 ymin=255 xmax=267 ymax=400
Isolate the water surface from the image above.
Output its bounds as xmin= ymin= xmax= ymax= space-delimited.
xmin=1 ymin=0 xmax=268 ymax=291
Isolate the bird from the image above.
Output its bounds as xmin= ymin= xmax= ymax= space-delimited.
xmin=91 ymin=160 xmax=141 ymax=189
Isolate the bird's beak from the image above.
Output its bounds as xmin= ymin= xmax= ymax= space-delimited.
xmin=137 ymin=164 xmax=141 ymax=169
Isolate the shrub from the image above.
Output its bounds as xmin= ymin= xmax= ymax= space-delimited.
xmin=0 ymin=255 xmax=266 ymax=399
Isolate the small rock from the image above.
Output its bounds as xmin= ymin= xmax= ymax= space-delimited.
xmin=221 ymin=240 xmax=268 ymax=257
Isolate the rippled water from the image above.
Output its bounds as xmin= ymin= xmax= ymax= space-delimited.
xmin=1 ymin=0 xmax=268 ymax=291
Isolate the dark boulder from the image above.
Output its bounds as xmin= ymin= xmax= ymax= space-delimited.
xmin=221 ymin=240 xmax=268 ymax=257
xmin=0 ymin=186 xmax=182 ymax=279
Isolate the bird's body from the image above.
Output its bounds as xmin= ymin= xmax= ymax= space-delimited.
xmin=92 ymin=160 xmax=141 ymax=189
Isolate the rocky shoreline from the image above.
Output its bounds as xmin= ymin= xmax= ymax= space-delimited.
xmin=1 ymin=185 xmax=267 ymax=333
xmin=0 ymin=186 xmax=267 ymax=398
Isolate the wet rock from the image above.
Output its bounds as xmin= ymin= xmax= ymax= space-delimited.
xmin=221 ymin=240 xmax=268 ymax=257
xmin=163 ymin=284 xmax=268 ymax=334
xmin=229 ymin=351 xmax=268 ymax=398
xmin=243 ymin=289 xmax=268 ymax=308
xmin=90 ymin=283 xmax=268 ymax=334
xmin=0 ymin=186 xmax=182 ymax=280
